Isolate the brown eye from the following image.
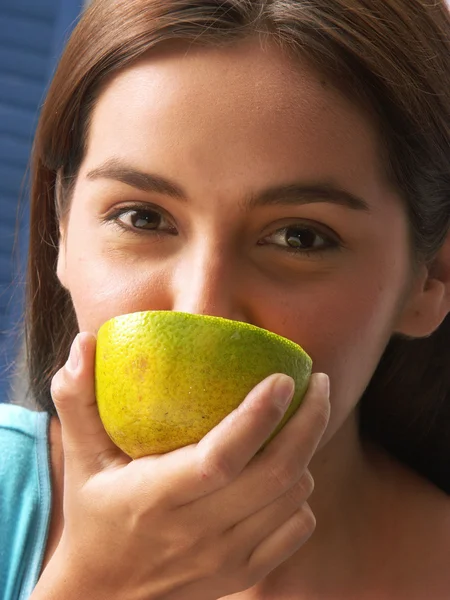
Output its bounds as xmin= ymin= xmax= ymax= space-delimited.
xmin=111 ymin=206 xmax=177 ymax=234
xmin=285 ymin=226 xmax=318 ymax=249
xmin=260 ymin=223 xmax=340 ymax=255
xmin=129 ymin=210 xmax=163 ymax=230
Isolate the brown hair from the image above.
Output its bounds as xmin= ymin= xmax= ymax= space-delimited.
xmin=27 ymin=0 xmax=450 ymax=491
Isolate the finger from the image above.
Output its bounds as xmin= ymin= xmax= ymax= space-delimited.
xmin=226 ymin=470 xmax=314 ymax=550
xmin=51 ymin=332 xmax=130 ymax=477
xmin=185 ymin=373 xmax=329 ymax=525
xmin=259 ymin=372 xmax=330 ymax=477
xmin=247 ymin=502 xmax=316 ymax=582
xmin=135 ymin=373 xmax=295 ymax=506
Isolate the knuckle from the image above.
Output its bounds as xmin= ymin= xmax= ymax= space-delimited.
xmin=302 ymin=470 xmax=315 ymax=498
xmin=50 ymin=369 xmax=68 ymax=406
xmin=196 ymin=543 xmax=238 ymax=582
xmin=263 ymin=400 xmax=288 ymax=423
xmin=283 ymin=472 xmax=314 ymax=510
xmin=205 ymin=546 xmax=228 ymax=576
xmin=311 ymin=399 xmax=330 ymax=433
xmin=127 ymin=470 xmax=157 ymax=510
xmin=286 ymin=509 xmax=315 ymax=543
xmin=243 ymin=568 xmax=263 ymax=591
xmin=172 ymin=530 xmax=199 ymax=560
xmin=267 ymin=462 xmax=295 ymax=491
xmin=196 ymin=448 xmax=236 ymax=488
xmin=292 ymin=471 xmax=315 ymax=502
xmin=239 ymin=393 xmax=281 ymax=432
xmin=297 ymin=503 xmax=316 ymax=537
xmin=236 ymin=570 xmax=256 ymax=594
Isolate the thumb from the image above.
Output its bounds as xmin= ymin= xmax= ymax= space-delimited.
xmin=51 ymin=332 xmax=129 ymax=478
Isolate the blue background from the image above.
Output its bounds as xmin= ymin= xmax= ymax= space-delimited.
xmin=0 ymin=0 xmax=82 ymax=402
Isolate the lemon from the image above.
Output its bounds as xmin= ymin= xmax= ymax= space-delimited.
xmin=95 ymin=311 xmax=312 ymax=458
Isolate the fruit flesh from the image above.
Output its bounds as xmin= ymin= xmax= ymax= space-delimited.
xmin=95 ymin=311 xmax=312 ymax=458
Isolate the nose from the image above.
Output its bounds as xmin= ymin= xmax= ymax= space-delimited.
xmin=170 ymin=242 xmax=249 ymax=323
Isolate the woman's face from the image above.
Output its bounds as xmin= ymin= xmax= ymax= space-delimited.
xmin=58 ymin=39 xmax=418 ymax=444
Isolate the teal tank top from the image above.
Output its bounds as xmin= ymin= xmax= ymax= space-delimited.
xmin=0 ymin=404 xmax=52 ymax=599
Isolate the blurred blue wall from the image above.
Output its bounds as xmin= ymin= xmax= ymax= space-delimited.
xmin=0 ymin=0 xmax=82 ymax=403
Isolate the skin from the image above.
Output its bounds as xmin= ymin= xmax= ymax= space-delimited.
xmin=41 ymin=37 xmax=450 ymax=598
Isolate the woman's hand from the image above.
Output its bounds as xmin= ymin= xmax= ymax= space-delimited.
xmin=32 ymin=332 xmax=330 ymax=600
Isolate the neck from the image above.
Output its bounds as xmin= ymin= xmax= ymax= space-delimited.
xmin=239 ymin=411 xmax=390 ymax=599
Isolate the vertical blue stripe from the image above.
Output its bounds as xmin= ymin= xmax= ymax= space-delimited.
xmin=0 ymin=0 xmax=82 ymax=404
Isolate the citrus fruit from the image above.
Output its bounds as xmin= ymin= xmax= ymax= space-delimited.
xmin=95 ymin=311 xmax=312 ymax=458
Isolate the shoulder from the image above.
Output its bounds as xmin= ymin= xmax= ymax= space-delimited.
xmin=392 ymin=454 xmax=450 ymax=542
xmin=0 ymin=403 xmax=51 ymax=495
xmin=417 ymin=488 xmax=450 ymax=596
xmin=0 ymin=403 xmax=50 ymax=459
xmin=420 ymin=482 xmax=450 ymax=555
xmin=0 ymin=403 xmax=50 ymax=474
xmin=390 ymin=461 xmax=450 ymax=595
xmin=0 ymin=402 xmax=47 ymax=433
xmin=368 ymin=445 xmax=450 ymax=595
xmin=0 ymin=405 xmax=52 ymax=598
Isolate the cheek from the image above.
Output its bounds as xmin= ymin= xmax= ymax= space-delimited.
xmin=64 ymin=248 xmax=172 ymax=332
xmin=265 ymin=277 xmax=404 ymax=440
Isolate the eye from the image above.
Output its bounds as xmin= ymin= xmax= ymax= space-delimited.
xmin=106 ymin=205 xmax=177 ymax=234
xmin=260 ymin=224 xmax=340 ymax=254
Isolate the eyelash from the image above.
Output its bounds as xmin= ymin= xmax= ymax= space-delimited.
xmin=104 ymin=203 xmax=177 ymax=236
xmin=258 ymin=224 xmax=341 ymax=257
xmin=103 ymin=203 xmax=342 ymax=256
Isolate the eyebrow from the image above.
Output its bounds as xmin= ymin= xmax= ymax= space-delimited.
xmin=86 ymin=159 xmax=370 ymax=212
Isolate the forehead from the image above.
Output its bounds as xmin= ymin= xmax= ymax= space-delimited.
xmin=80 ymin=37 xmax=391 ymax=205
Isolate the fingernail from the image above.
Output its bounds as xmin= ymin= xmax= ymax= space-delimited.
xmin=67 ymin=335 xmax=80 ymax=372
xmin=315 ymin=373 xmax=330 ymax=397
xmin=273 ymin=375 xmax=295 ymax=409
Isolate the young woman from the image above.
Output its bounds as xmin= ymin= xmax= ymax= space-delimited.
xmin=1 ymin=0 xmax=449 ymax=598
